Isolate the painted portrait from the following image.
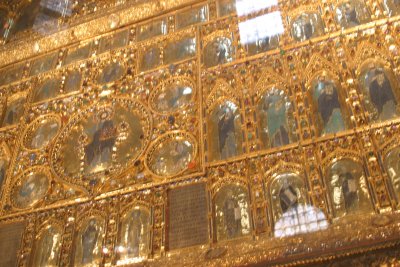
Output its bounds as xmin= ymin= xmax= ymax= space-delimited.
xmin=203 ymin=37 xmax=233 ymax=67
xmin=359 ymin=65 xmax=399 ymax=122
xmin=215 ymin=185 xmax=251 ymax=241
xmin=258 ymin=89 xmax=297 ymax=148
xmin=312 ymin=78 xmax=347 ymax=135
xmin=291 ymin=12 xmax=324 ymax=42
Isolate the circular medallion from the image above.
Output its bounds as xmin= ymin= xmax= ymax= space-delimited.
xmin=146 ymin=131 xmax=196 ymax=178
xmin=23 ymin=115 xmax=61 ymax=151
xmin=11 ymin=168 xmax=50 ymax=209
xmin=149 ymin=77 xmax=195 ymax=114
xmin=51 ymin=98 xmax=151 ymax=188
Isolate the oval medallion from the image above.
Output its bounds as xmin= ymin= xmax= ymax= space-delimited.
xmin=146 ymin=132 xmax=196 ymax=177
xmin=12 ymin=168 xmax=50 ymax=209
xmin=51 ymin=98 xmax=151 ymax=188
xmin=23 ymin=115 xmax=61 ymax=150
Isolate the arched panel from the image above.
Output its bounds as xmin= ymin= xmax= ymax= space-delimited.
xmin=208 ymin=101 xmax=243 ymax=161
xmin=257 ymin=88 xmax=297 ymax=149
xmin=117 ymin=206 xmax=151 ymax=264
xmin=269 ymin=172 xmax=308 ymax=223
xmin=74 ymin=216 xmax=105 ymax=266
xmin=335 ymin=0 xmax=371 ymax=29
xmin=291 ymin=12 xmax=324 ymax=42
xmin=383 ymin=146 xmax=400 ymax=202
xmin=325 ymin=159 xmax=373 ymax=218
xmin=214 ymin=184 xmax=251 ymax=241
xmin=310 ymin=77 xmax=349 ymax=135
xmin=359 ymin=61 xmax=399 ymax=123
xmin=32 ymin=224 xmax=63 ymax=267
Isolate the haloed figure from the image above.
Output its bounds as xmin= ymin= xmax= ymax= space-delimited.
xmin=84 ymin=120 xmax=117 ymax=170
xmin=316 ymin=81 xmax=345 ymax=134
xmin=266 ymin=97 xmax=289 ymax=147
xmin=81 ymin=219 xmax=99 ymax=265
xmin=279 ymin=184 xmax=299 ymax=213
xmin=368 ymin=69 xmax=397 ymax=120
xmin=344 ymin=3 xmax=360 ymax=27
xmin=218 ymin=108 xmax=237 ymax=159
xmin=223 ymin=190 xmax=242 ymax=239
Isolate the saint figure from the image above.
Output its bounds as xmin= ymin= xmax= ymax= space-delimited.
xmin=266 ymin=96 xmax=290 ymax=147
xmin=367 ymin=69 xmax=397 ymax=121
xmin=315 ymin=81 xmax=345 ymax=134
xmin=218 ymin=107 xmax=237 ymax=159
xmin=279 ymin=184 xmax=299 ymax=213
xmin=81 ymin=219 xmax=99 ymax=265
xmin=84 ymin=120 xmax=117 ymax=171
xmin=223 ymin=190 xmax=242 ymax=239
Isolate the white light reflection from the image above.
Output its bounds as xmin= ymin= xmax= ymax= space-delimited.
xmin=274 ymin=204 xmax=329 ymax=238
xmin=238 ymin=12 xmax=284 ymax=45
xmin=235 ymin=0 xmax=278 ymax=16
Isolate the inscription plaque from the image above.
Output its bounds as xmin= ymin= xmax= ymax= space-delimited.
xmin=0 ymin=221 xmax=26 ymax=267
xmin=167 ymin=183 xmax=208 ymax=250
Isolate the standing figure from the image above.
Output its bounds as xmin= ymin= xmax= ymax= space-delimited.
xmin=279 ymin=184 xmax=299 ymax=213
xmin=341 ymin=172 xmax=358 ymax=211
xmin=0 ymin=159 xmax=7 ymax=192
xmin=36 ymin=229 xmax=58 ymax=267
xmin=223 ymin=190 xmax=242 ymax=239
xmin=84 ymin=120 xmax=117 ymax=172
xmin=81 ymin=219 xmax=99 ymax=265
xmin=343 ymin=3 xmax=360 ymax=27
xmin=367 ymin=69 xmax=397 ymax=121
xmin=266 ymin=96 xmax=289 ymax=147
xmin=218 ymin=108 xmax=237 ymax=159
xmin=126 ymin=211 xmax=143 ymax=257
xmin=315 ymin=80 xmax=345 ymax=134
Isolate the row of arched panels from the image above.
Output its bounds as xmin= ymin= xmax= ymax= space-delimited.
xmin=25 ymin=157 xmax=381 ymax=266
xmin=206 ymin=60 xmax=400 ymax=161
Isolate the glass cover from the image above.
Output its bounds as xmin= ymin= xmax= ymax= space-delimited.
xmin=13 ymin=171 xmax=50 ymax=209
xmin=117 ymin=208 xmax=150 ymax=263
xmin=32 ymin=225 xmax=62 ymax=267
xmin=74 ymin=217 xmax=104 ymax=267
xmin=24 ymin=116 xmax=60 ymax=150
xmin=214 ymin=185 xmax=251 ymax=241
xmin=325 ymin=159 xmax=373 ymax=218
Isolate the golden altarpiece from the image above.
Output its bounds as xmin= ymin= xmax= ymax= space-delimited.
xmin=0 ymin=0 xmax=400 ymax=266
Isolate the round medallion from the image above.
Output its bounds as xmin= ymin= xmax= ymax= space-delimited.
xmin=23 ymin=115 xmax=61 ymax=150
xmin=12 ymin=168 xmax=50 ymax=209
xmin=146 ymin=131 xmax=196 ymax=178
xmin=51 ymin=98 xmax=151 ymax=188
xmin=150 ymin=77 xmax=195 ymax=114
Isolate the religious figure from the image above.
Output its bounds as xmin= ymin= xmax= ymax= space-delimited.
xmin=84 ymin=120 xmax=117 ymax=172
xmin=101 ymin=63 xmax=122 ymax=84
xmin=293 ymin=15 xmax=314 ymax=41
xmin=121 ymin=210 xmax=148 ymax=258
xmin=218 ymin=107 xmax=237 ymax=159
xmin=314 ymin=80 xmax=345 ymax=134
xmin=35 ymin=228 xmax=60 ymax=267
xmin=384 ymin=148 xmax=400 ymax=198
xmin=142 ymin=48 xmax=159 ymax=70
xmin=267 ymin=96 xmax=289 ymax=147
xmin=80 ymin=219 xmax=99 ymax=265
xmin=331 ymin=172 xmax=359 ymax=214
xmin=0 ymin=159 xmax=7 ymax=192
xmin=223 ymin=189 xmax=242 ymax=239
xmin=2 ymin=99 xmax=24 ymax=127
xmin=279 ymin=184 xmax=299 ymax=213
xmin=338 ymin=2 xmax=360 ymax=28
xmin=366 ymin=69 xmax=397 ymax=121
